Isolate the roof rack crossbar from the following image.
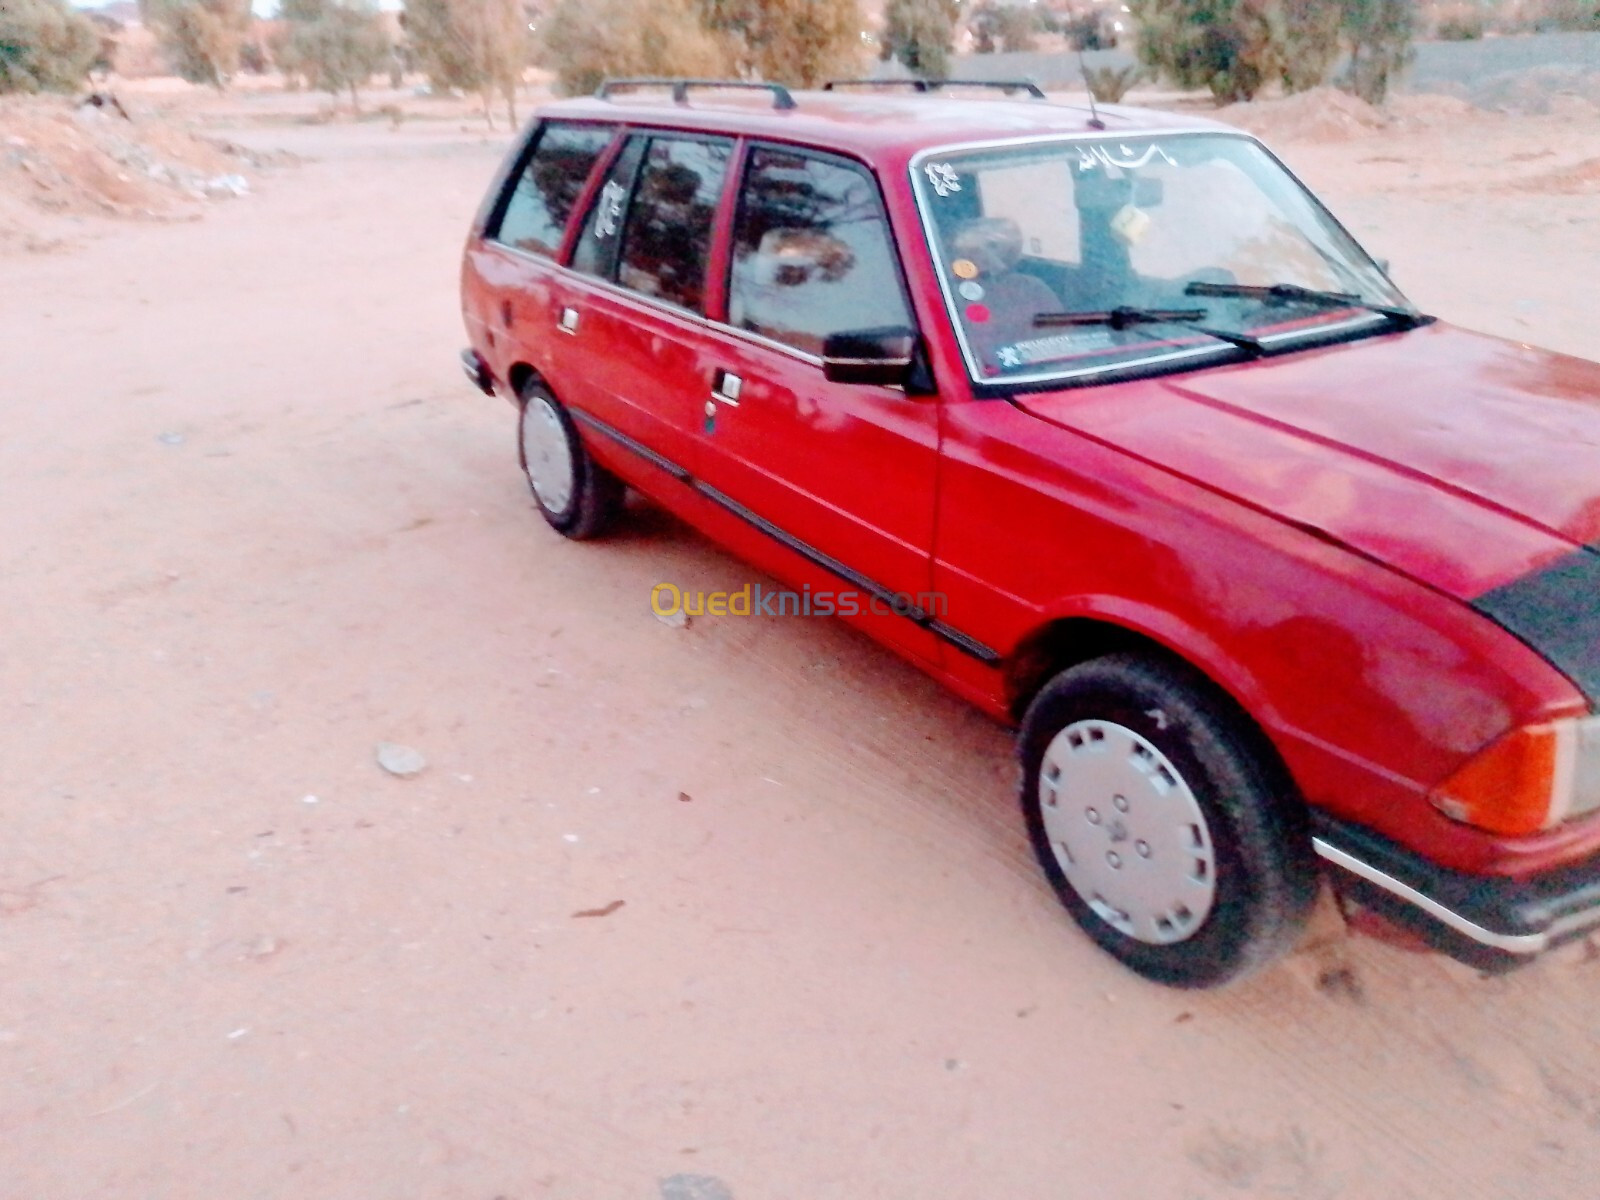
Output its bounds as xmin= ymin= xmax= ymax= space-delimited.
xmin=823 ymin=78 xmax=1046 ymax=99
xmin=823 ymin=78 xmax=932 ymax=92
xmin=596 ymin=78 xmax=797 ymax=110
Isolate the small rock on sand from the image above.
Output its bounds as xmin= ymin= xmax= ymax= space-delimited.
xmin=376 ymin=742 xmax=427 ymax=777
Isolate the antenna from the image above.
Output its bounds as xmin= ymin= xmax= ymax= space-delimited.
xmin=1078 ymin=51 xmax=1107 ymax=130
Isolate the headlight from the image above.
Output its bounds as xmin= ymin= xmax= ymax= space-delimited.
xmin=1574 ymin=717 xmax=1600 ymax=819
xmin=1431 ymin=715 xmax=1600 ymax=835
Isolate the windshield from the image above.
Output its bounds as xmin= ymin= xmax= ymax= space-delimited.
xmin=912 ymin=132 xmax=1415 ymax=385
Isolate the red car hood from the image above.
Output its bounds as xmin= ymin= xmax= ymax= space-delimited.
xmin=1013 ymin=323 xmax=1600 ymax=601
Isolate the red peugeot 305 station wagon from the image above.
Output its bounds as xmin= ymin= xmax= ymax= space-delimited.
xmin=459 ymin=79 xmax=1600 ymax=988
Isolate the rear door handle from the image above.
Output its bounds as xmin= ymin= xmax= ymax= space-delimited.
xmin=558 ymin=307 xmax=580 ymax=335
xmin=711 ymin=369 xmax=742 ymax=406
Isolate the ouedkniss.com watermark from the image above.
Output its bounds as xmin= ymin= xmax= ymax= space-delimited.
xmin=651 ymin=583 xmax=949 ymax=619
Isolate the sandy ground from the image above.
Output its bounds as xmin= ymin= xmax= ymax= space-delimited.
xmin=3 ymin=86 xmax=1600 ymax=1199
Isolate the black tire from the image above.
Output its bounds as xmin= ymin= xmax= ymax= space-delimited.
xmin=517 ymin=381 xmax=624 ymax=540
xmin=1018 ymin=652 xmax=1317 ymax=988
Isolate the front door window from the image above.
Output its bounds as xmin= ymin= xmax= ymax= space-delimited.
xmin=729 ymin=147 xmax=913 ymax=357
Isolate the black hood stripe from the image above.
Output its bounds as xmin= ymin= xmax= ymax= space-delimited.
xmin=1473 ymin=547 xmax=1600 ymax=709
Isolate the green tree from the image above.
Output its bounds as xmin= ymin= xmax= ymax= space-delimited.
xmin=992 ymin=3 xmax=1041 ymax=51
xmin=1279 ymin=0 xmax=1341 ymax=92
xmin=1129 ymin=0 xmax=1283 ymax=102
xmin=403 ymin=0 xmax=528 ymax=126
xmin=1133 ymin=0 xmax=1416 ymax=104
xmin=880 ymin=0 xmax=958 ymax=80
xmin=0 ymin=0 xmax=99 ymax=93
xmin=698 ymin=0 xmax=862 ymax=86
xmin=276 ymin=0 xmax=391 ymax=110
xmin=538 ymin=0 xmax=730 ymax=97
xmin=141 ymin=0 xmax=252 ymax=88
xmin=1341 ymin=0 xmax=1415 ymax=103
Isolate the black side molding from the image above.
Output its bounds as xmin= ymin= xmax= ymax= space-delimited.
xmin=1473 ymin=546 xmax=1600 ymax=709
xmin=570 ymin=406 xmax=1003 ymax=666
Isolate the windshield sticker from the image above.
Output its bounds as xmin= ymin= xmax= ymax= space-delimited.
xmin=925 ymin=162 xmax=962 ymax=197
xmin=965 ymin=303 xmax=991 ymax=324
xmin=996 ymin=330 xmax=1119 ymax=368
xmin=1076 ymin=143 xmax=1178 ymax=172
xmin=958 ymin=281 xmax=985 ymax=301
xmin=951 ymin=258 xmax=979 ymax=280
xmin=1111 ymin=204 xmax=1152 ymax=246
xmin=594 ymin=180 xmax=626 ymax=239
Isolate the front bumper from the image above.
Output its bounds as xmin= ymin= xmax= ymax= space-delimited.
xmin=460 ymin=347 xmax=496 ymax=397
xmin=1315 ymin=812 xmax=1600 ymax=971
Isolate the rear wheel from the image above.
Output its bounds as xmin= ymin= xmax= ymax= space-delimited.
xmin=517 ymin=381 xmax=623 ymax=540
xmin=1019 ymin=652 xmax=1317 ymax=988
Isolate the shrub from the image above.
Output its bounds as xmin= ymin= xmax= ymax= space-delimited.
xmin=1529 ymin=0 xmax=1598 ymax=30
xmin=403 ymin=0 xmax=527 ymax=125
xmin=879 ymin=0 xmax=959 ymax=80
xmin=1130 ymin=0 xmax=1285 ymax=103
xmin=1279 ymin=0 xmax=1341 ymax=93
xmin=140 ymin=0 xmax=252 ymax=88
xmin=1062 ymin=11 xmax=1117 ymax=50
xmin=538 ymin=0 xmax=731 ymax=98
xmin=0 ymin=0 xmax=99 ymax=93
xmin=699 ymin=0 xmax=864 ymax=87
xmin=276 ymin=0 xmax=391 ymax=109
xmin=1341 ymin=0 xmax=1415 ymax=104
xmin=991 ymin=4 xmax=1041 ymax=51
xmin=1083 ymin=62 xmax=1145 ymax=103
xmin=1434 ymin=13 xmax=1484 ymax=39
xmin=1132 ymin=0 xmax=1417 ymax=105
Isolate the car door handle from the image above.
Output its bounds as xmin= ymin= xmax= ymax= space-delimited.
xmin=711 ymin=369 xmax=742 ymax=406
xmin=558 ymin=307 xmax=580 ymax=335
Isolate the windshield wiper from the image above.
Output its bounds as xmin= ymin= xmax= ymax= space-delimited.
xmin=1184 ymin=281 xmax=1424 ymax=326
xmin=1034 ymin=306 xmax=1267 ymax=355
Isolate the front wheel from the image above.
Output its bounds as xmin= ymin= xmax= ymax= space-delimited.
xmin=517 ymin=381 xmax=624 ymax=540
xmin=1019 ymin=653 xmax=1317 ymax=988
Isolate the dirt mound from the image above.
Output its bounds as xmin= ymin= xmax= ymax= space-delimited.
xmin=1217 ymin=87 xmax=1389 ymax=144
xmin=0 ymin=94 xmax=285 ymax=253
xmin=1386 ymin=92 xmax=1481 ymax=128
xmin=1515 ymin=156 xmax=1600 ymax=195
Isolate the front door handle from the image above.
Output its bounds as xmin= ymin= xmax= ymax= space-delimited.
xmin=558 ymin=307 xmax=580 ymax=335
xmin=711 ymin=369 xmax=742 ymax=406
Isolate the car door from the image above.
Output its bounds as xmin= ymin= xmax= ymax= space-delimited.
xmin=465 ymin=119 xmax=617 ymax=397
xmin=688 ymin=143 xmax=942 ymax=662
xmin=554 ymin=131 xmax=735 ymax=483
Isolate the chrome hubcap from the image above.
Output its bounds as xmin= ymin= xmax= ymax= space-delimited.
xmin=522 ymin=397 xmax=575 ymax=515
xmin=1038 ymin=719 xmax=1217 ymax=944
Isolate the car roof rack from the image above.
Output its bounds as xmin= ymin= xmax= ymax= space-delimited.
xmin=823 ymin=78 xmax=1047 ymax=99
xmin=595 ymin=78 xmax=797 ymax=111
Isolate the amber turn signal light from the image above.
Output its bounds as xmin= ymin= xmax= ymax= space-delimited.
xmin=1430 ymin=721 xmax=1588 ymax=836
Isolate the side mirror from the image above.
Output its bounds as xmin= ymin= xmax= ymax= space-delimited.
xmin=822 ymin=326 xmax=917 ymax=387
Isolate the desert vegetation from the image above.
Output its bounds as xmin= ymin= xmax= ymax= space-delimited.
xmin=273 ymin=0 xmax=391 ymax=110
xmin=539 ymin=0 xmax=865 ymax=95
xmin=0 ymin=0 xmax=99 ymax=93
xmin=1132 ymin=0 xmax=1418 ymax=103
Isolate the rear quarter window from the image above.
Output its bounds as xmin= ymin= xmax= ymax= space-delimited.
xmin=490 ymin=122 xmax=616 ymax=258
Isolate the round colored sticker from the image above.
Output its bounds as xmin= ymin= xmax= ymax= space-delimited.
xmin=958 ymin=281 xmax=984 ymax=301
xmin=952 ymin=258 xmax=980 ymax=280
xmin=965 ymin=303 xmax=991 ymax=324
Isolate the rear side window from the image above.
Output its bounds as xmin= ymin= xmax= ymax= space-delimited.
xmin=728 ymin=147 xmax=912 ymax=357
xmin=492 ymin=122 xmax=615 ymax=258
xmin=615 ymin=137 xmax=733 ymax=315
